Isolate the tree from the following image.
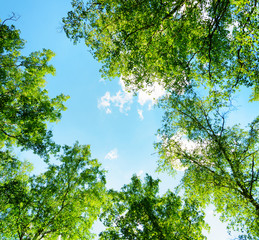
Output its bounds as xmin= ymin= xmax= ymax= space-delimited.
xmin=99 ymin=174 xmax=208 ymax=239
xmin=63 ymin=0 xmax=258 ymax=100
xmin=0 ymin=143 xmax=107 ymax=239
xmin=155 ymin=89 xmax=259 ymax=239
xmin=0 ymin=17 xmax=69 ymax=160
xmin=0 ymin=18 xmax=108 ymax=239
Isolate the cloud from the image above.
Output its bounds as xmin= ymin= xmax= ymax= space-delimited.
xmin=160 ymin=133 xmax=214 ymax=172
xmin=98 ymin=90 xmax=133 ymax=114
xmin=137 ymin=109 xmax=144 ymax=120
xmin=105 ymin=149 xmax=118 ymax=160
xmin=137 ymin=82 xmax=166 ymax=110
xmin=98 ymin=77 xmax=166 ymax=115
xmin=98 ymin=92 xmax=111 ymax=108
xmin=112 ymin=91 xmax=133 ymax=112
xmin=119 ymin=76 xmax=166 ymax=110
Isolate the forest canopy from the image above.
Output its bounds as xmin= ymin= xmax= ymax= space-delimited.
xmin=0 ymin=18 xmax=69 ymax=160
xmin=0 ymin=0 xmax=258 ymax=239
xmin=63 ymin=0 xmax=259 ymax=239
xmin=63 ymin=0 xmax=259 ymax=100
xmin=0 ymin=14 xmax=208 ymax=240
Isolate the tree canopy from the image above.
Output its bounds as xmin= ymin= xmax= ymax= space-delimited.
xmin=99 ymin=174 xmax=208 ymax=239
xmin=156 ymin=89 xmax=259 ymax=238
xmin=62 ymin=1 xmax=259 ymax=238
xmin=0 ymin=1 xmax=258 ymax=239
xmin=0 ymin=18 xmax=107 ymax=239
xmin=0 ymin=143 xmax=107 ymax=239
xmin=63 ymin=0 xmax=258 ymax=99
xmin=0 ymin=18 xmax=68 ymax=160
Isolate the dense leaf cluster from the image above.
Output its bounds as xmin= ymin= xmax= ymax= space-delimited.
xmin=0 ymin=20 xmax=107 ymax=239
xmin=0 ymin=144 xmax=106 ymax=239
xmin=156 ymin=89 xmax=259 ymax=238
xmin=0 ymin=21 xmax=69 ymax=160
xmin=63 ymin=0 xmax=258 ymax=99
xmin=100 ymin=174 xmax=208 ymax=239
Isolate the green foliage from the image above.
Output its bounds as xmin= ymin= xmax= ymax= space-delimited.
xmin=0 ymin=20 xmax=69 ymax=160
xmin=63 ymin=0 xmax=258 ymax=99
xmin=0 ymin=19 xmax=108 ymax=239
xmin=0 ymin=143 xmax=107 ymax=239
xmin=63 ymin=1 xmax=259 ymax=237
xmin=156 ymin=89 xmax=259 ymax=239
xmin=99 ymin=174 xmax=208 ymax=239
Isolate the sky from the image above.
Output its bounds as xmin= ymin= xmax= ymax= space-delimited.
xmin=1 ymin=1 xmax=258 ymax=239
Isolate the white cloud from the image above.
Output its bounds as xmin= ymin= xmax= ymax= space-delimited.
xmin=112 ymin=90 xmax=134 ymax=113
xmin=161 ymin=133 xmax=214 ymax=171
xmin=98 ymin=77 xmax=166 ymax=115
xmin=119 ymin=77 xmax=128 ymax=91
xmin=98 ymin=90 xmax=133 ymax=114
xmin=105 ymin=149 xmax=118 ymax=160
xmin=171 ymin=158 xmax=188 ymax=171
xmin=137 ymin=109 xmax=144 ymax=120
xmin=98 ymin=92 xmax=111 ymax=108
xmin=119 ymin=76 xmax=166 ymax=109
xmin=172 ymin=133 xmax=197 ymax=153
xmin=161 ymin=133 xmax=193 ymax=171
xmin=138 ymin=82 xmax=166 ymax=110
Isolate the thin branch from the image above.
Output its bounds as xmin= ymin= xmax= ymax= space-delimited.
xmin=2 ymin=12 xmax=20 ymax=25
xmin=1 ymin=128 xmax=18 ymax=139
xmin=207 ymin=0 xmax=230 ymax=80
xmin=124 ymin=0 xmax=186 ymax=42
xmin=249 ymin=154 xmax=255 ymax=196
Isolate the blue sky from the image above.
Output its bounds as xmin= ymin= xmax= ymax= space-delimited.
xmin=1 ymin=1 xmax=258 ymax=239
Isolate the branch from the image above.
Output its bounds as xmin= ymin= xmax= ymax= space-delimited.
xmin=249 ymin=154 xmax=255 ymax=196
xmin=207 ymin=0 xmax=230 ymax=80
xmin=142 ymin=197 xmax=166 ymax=240
xmin=124 ymin=0 xmax=186 ymax=41
xmin=33 ymin=160 xmax=81 ymax=239
xmin=1 ymin=12 xmax=20 ymax=25
xmin=1 ymin=128 xmax=19 ymax=139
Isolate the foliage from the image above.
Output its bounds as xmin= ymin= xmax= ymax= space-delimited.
xmin=0 ymin=18 xmax=69 ymax=160
xmin=63 ymin=1 xmax=259 ymax=237
xmin=99 ymin=174 xmax=208 ymax=239
xmin=63 ymin=0 xmax=258 ymax=99
xmin=156 ymin=89 xmax=259 ymax=239
xmin=0 ymin=18 xmax=107 ymax=239
xmin=0 ymin=143 xmax=107 ymax=240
